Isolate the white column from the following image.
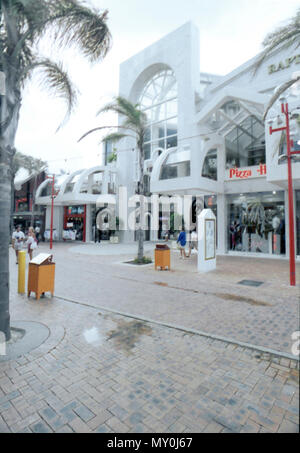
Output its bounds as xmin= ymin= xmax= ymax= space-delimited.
xmin=217 ymin=194 xmax=226 ymax=254
xmin=85 ymin=205 xmax=91 ymax=242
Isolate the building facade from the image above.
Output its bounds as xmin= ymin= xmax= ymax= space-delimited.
xmin=36 ymin=22 xmax=300 ymax=259
xmin=115 ymin=22 xmax=300 ymax=258
xmin=35 ymin=165 xmax=117 ymax=242
xmin=13 ymin=169 xmax=46 ymax=234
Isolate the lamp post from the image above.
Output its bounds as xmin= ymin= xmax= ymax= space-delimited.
xmin=268 ymin=98 xmax=300 ymax=286
xmin=47 ymin=175 xmax=56 ymax=250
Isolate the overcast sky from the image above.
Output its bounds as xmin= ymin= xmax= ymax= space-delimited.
xmin=15 ymin=0 xmax=300 ymax=174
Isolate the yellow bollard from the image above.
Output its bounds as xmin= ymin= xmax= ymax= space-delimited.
xmin=18 ymin=250 xmax=26 ymax=294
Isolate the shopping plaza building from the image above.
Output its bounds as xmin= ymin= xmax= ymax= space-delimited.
xmin=36 ymin=22 xmax=300 ymax=259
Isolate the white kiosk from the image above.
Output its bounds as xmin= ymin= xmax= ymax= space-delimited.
xmin=197 ymin=209 xmax=216 ymax=273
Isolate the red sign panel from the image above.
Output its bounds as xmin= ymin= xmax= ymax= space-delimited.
xmin=229 ymin=164 xmax=266 ymax=180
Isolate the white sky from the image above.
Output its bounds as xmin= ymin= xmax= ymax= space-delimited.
xmin=15 ymin=0 xmax=300 ymax=174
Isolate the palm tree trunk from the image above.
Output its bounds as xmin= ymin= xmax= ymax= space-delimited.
xmin=137 ymin=144 xmax=145 ymax=262
xmin=0 ymin=142 xmax=13 ymax=341
xmin=0 ymin=72 xmax=21 ymax=340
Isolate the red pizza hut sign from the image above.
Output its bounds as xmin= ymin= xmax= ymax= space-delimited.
xmin=228 ymin=164 xmax=267 ymax=180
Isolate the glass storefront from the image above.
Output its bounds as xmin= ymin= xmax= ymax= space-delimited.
xmin=225 ymin=115 xmax=266 ymax=169
xmin=63 ymin=205 xmax=86 ymax=241
xmin=296 ymin=191 xmax=300 ymax=256
xmin=227 ymin=192 xmax=285 ymax=255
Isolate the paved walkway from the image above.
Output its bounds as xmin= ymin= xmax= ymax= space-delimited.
xmin=21 ymin=242 xmax=300 ymax=354
xmin=0 ymin=243 xmax=298 ymax=433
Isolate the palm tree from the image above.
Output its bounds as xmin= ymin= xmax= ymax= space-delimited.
xmin=79 ymin=96 xmax=148 ymax=263
xmin=0 ymin=0 xmax=111 ymax=341
xmin=254 ymin=8 xmax=300 ymax=119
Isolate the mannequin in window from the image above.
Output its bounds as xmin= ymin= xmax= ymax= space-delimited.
xmin=272 ymin=214 xmax=281 ymax=233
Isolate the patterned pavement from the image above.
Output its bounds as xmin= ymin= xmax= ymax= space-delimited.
xmin=0 ymin=243 xmax=298 ymax=433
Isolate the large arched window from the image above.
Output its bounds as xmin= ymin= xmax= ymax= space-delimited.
xmin=139 ymin=69 xmax=178 ymax=160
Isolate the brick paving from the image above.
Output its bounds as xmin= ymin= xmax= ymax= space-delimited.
xmin=24 ymin=242 xmax=300 ymax=354
xmin=0 ymin=243 xmax=298 ymax=433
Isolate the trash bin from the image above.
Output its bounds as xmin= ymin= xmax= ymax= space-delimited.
xmin=27 ymin=253 xmax=55 ymax=300
xmin=155 ymin=244 xmax=170 ymax=270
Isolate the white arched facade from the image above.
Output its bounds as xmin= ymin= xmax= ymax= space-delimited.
xmin=34 ymin=22 xmax=300 ymax=258
xmin=35 ymin=165 xmax=117 ymax=242
xmin=115 ymin=22 xmax=300 ymax=256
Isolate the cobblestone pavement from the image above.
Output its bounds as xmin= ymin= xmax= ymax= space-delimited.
xmin=1 ymin=287 xmax=299 ymax=433
xmin=10 ymin=242 xmax=299 ymax=354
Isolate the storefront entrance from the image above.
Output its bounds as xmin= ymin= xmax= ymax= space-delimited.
xmin=227 ymin=191 xmax=285 ymax=255
xmin=63 ymin=205 xmax=86 ymax=242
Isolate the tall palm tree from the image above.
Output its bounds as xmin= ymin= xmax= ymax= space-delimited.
xmin=0 ymin=0 xmax=111 ymax=341
xmin=79 ymin=96 xmax=148 ymax=262
xmin=254 ymin=8 xmax=300 ymax=119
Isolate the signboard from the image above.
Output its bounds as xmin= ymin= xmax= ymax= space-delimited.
xmin=268 ymin=54 xmax=300 ymax=75
xmin=198 ymin=209 xmax=216 ymax=273
xmin=226 ymin=163 xmax=266 ymax=180
xmin=67 ymin=205 xmax=84 ymax=215
xmin=205 ymin=219 xmax=216 ymax=260
xmin=30 ymin=253 xmax=52 ymax=265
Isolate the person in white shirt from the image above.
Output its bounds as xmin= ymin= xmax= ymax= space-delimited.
xmin=188 ymin=229 xmax=198 ymax=257
xmin=12 ymin=226 xmax=25 ymax=264
xmin=26 ymin=227 xmax=37 ymax=261
xmin=34 ymin=225 xmax=40 ymax=243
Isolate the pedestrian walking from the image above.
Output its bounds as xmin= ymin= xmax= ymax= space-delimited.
xmin=12 ymin=226 xmax=25 ymax=264
xmin=34 ymin=225 xmax=40 ymax=244
xmin=188 ymin=229 xmax=198 ymax=257
xmin=26 ymin=227 xmax=37 ymax=261
xmin=177 ymin=226 xmax=187 ymax=259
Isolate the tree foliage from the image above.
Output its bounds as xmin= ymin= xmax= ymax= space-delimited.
xmin=80 ymin=96 xmax=148 ymax=261
xmin=0 ymin=0 xmax=111 ymax=132
xmin=253 ymin=8 xmax=300 ymax=118
xmin=0 ymin=0 xmax=111 ymax=341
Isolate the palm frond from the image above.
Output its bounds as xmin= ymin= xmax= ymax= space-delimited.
xmin=102 ymin=132 xmax=128 ymax=143
xmin=22 ymin=58 xmax=77 ymax=129
xmin=254 ymin=8 xmax=300 ymax=74
xmin=263 ymin=75 xmax=300 ymax=120
xmin=78 ymin=125 xmax=136 ymax=142
xmin=97 ymin=96 xmax=147 ymax=128
xmin=48 ymin=1 xmax=111 ymax=62
xmin=2 ymin=0 xmax=48 ymax=65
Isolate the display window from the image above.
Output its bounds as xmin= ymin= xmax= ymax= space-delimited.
xmin=63 ymin=205 xmax=86 ymax=242
xmin=227 ymin=192 xmax=285 ymax=255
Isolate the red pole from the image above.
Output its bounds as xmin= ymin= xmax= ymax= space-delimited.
xmin=50 ymin=175 xmax=54 ymax=250
xmin=285 ymin=103 xmax=296 ymax=286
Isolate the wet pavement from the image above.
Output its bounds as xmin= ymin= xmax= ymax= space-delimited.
xmin=0 ymin=242 xmax=298 ymax=433
xmin=14 ymin=241 xmax=300 ymax=354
